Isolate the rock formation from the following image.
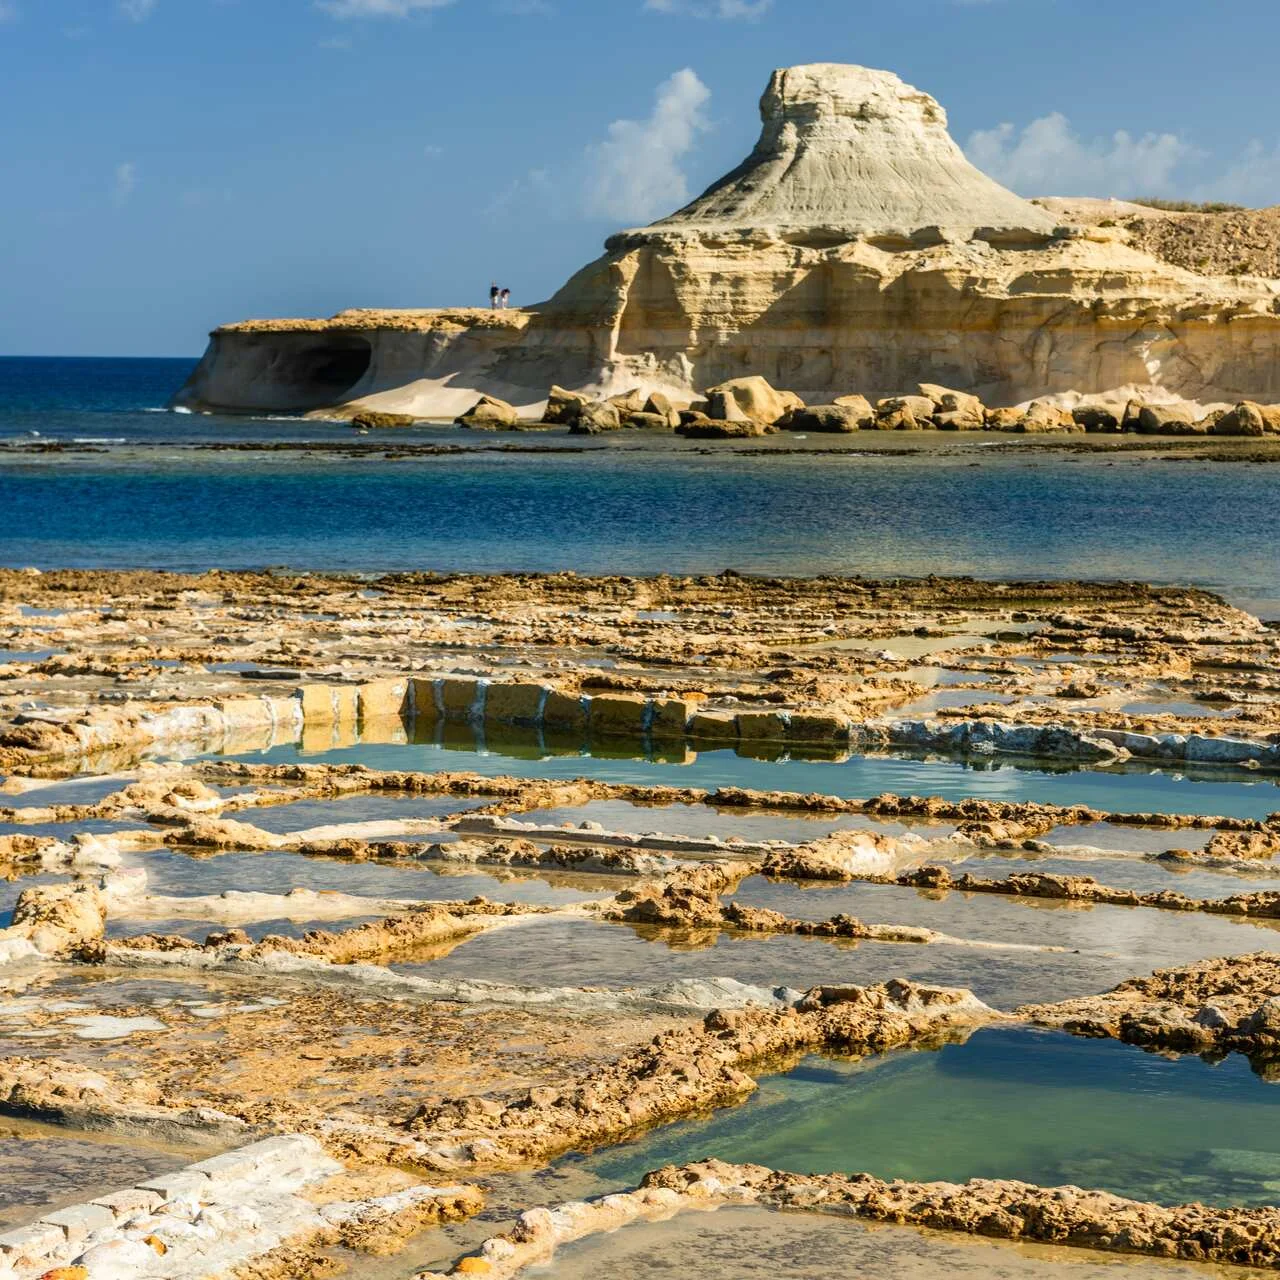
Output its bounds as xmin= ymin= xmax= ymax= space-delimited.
xmin=175 ymin=63 xmax=1280 ymax=417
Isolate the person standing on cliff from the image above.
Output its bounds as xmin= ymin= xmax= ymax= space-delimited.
xmin=500 ymin=287 xmax=511 ymax=310
xmin=489 ymin=282 xmax=500 ymax=309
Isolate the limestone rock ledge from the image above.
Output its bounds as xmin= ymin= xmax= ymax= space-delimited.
xmin=174 ymin=64 xmax=1280 ymax=419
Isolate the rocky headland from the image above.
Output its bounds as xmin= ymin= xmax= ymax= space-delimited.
xmin=175 ymin=63 xmax=1280 ymax=429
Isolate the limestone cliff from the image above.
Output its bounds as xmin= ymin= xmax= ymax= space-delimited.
xmin=175 ymin=63 xmax=1280 ymax=418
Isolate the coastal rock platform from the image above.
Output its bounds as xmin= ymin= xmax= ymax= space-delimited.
xmin=176 ymin=63 xmax=1280 ymax=423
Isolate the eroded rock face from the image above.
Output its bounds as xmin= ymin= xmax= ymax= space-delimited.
xmin=176 ymin=63 xmax=1280 ymax=419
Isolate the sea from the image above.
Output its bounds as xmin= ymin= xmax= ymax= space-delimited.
xmin=2 ymin=355 xmax=1279 ymax=616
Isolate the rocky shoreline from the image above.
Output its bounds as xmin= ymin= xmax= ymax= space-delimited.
xmin=1 ymin=568 xmax=1279 ymax=1277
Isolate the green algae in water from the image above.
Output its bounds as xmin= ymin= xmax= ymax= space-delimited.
xmin=577 ymin=1028 xmax=1280 ymax=1208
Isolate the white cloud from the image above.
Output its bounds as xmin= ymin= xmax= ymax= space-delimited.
xmin=584 ymin=68 xmax=710 ymax=224
xmin=112 ymin=162 xmax=137 ymax=206
xmin=644 ymin=0 xmax=771 ymax=16
xmin=1192 ymin=139 xmax=1280 ymax=207
xmin=318 ymin=0 xmax=453 ymax=16
xmin=118 ymin=0 xmax=158 ymax=19
xmin=965 ymin=112 xmax=1199 ymax=199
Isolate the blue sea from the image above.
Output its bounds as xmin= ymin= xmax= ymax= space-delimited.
xmin=2 ymin=356 xmax=1279 ymax=615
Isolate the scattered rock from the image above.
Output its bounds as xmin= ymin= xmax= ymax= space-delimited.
xmin=780 ymin=405 xmax=863 ymax=433
xmin=455 ymin=396 xmax=519 ymax=429
xmin=350 ymin=411 xmax=416 ymax=429
xmin=568 ymin=402 xmax=622 ymax=434
xmin=542 ymin=385 xmax=590 ymax=425
xmin=706 ymin=377 xmax=803 ymax=426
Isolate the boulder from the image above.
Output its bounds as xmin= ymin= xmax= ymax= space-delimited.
xmin=1072 ymin=405 xmax=1121 ymax=432
xmin=1120 ymin=399 xmax=1145 ymax=432
xmin=607 ymin=388 xmax=647 ymax=415
xmin=984 ymin=406 xmax=1024 ymax=431
xmin=678 ymin=409 xmax=713 ymax=428
xmin=675 ymin=419 xmax=771 ymax=439
xmin=1136 ymin=404 xmax=1202 ymax=435
xmin=832 ymin=394 xmax=875 ymax=426
xmin=643 ymin=392 xmax=683 ymax=428
xmin=706 ymin=376 xmax=803 ymax=425
xmin=1211 ymin=401 xmax=1267 ymax=436
xmin=350 ymin=410 xmax=416 ymax=429
xmin=543 ymin=385 xmax=590 ymax=425
xmin=455 ymin=395 xmax=519 ymax=429
xmin=1008 ymin=401 xmax=1078 ymax=432
xmin=568 ymin=401 xmax=621 ymax=434
xmin=874 ymin=395 xmax=932 ymax=431
xmin=933 ymin=408 xmax=984 ymax=430
xmin=919 ymin=383 xmax=985 ymax=428
xmin=781 ymin=405 xmax=863 ymax=433
xmin=624 ymin=411 xmax=674 ymax=431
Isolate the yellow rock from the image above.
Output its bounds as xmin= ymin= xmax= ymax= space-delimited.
xmin=648 ymin=696 xmax=692 ymax=738
xmin=785 ymin=712 xmax=850 ymax=743
xmin=484 ymin=682 xmax=547 ymax=725
xmin=542 ymin=689 xmax=588 ymax=731
xmin=456 ymin=1258 xmax=492 ymax=1275
xmin=688 ymin=710 xmax=738 ymax=741
xmin=734 ymin=711 xmax=790 ymax=742
xmin=358 ymin=678 xmax=408 ymax=722
xmin=145 ymin=1235 xmax=168 ymax=1256
xmin=587 ymin=693 xmax=649 ymax=735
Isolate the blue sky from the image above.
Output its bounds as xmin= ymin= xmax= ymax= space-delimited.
xmin=4 ymin=0 xmax=1280 ymax=356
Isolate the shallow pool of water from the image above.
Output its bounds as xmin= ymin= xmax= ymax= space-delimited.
xmin=219 ymin=742 xmax=1280 ymax=820
xmin=507 ymin=800 xmax=956 ymax=845
xmin=388 ymin=914 xmax=1249 ymax=1008
xmin=576 ymin=1028 xmax=1280 ymax=1207
xmin=534 ymin=1204 xmax=1258 ymax=1280
xmin=127 ymin=848 xmax=619 ymax=907
xmin=0 ymin=1115 xmax=205 ymax=1228
xmin=731 ymin=876 xmax=1280 ymax=956
xmin=928 ymin=852 xmax=1279 ymax=900
xmin=1 ymin=776 xmax=129 ymax=808
xmin=239 ymin=793 xmax=489 ymax=835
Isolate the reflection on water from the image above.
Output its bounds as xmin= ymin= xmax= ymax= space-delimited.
xmin=576 ymin=1028 xmax=1280 ymax=1207
xmin=222 ymin=734 xmax=1280 ymax=820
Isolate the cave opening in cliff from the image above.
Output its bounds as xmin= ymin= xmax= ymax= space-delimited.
xmin=271 ymin=334 xmax=373 ymax=407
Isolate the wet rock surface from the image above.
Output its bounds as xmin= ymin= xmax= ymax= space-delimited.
xmin=1 ymin=569 xmax=1279 ymax=1277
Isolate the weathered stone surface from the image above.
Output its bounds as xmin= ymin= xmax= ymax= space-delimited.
xmin=351 ymin=410 xmax=416 ymax=429
xmin=1136 ymin=404 xmax=1202 ymax=434
xmin=675 ymin=419 xmax=769 ymax=439
xmin=483 ymin=683 xmax=546 ymax=726
xmin=642 ymin=391 xmax=683 ymax=427
xmin=623 ymin=411 xmax=671 ymax=431
xmin=1072 ymin=404 xmax=1121 ymax=432
xmin=587 ymin=693 xmax=649 ymax=735
xmin=1211 ymin=401 xmax=1268 ymax=435
xmin=542 ymin=385 xmax=590 ymax=425
xmin=567 ymin=401 xmax=621 ymax=434
xmin=455 ymin=395 xmax=519 ymax=429
xmin=780 ymin=405 xmax=863 ymax=433
xmin=831 ymin=394 xmax=875 ymax=424
xmin=705 ymin=377 xmax=802 ymax=426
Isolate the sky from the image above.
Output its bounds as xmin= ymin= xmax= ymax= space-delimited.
xmin=4 ymin=0 xmax=1280 ymax=356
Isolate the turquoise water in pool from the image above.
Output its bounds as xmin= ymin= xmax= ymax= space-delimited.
xmin=576 ymin=1027 xmax=1280 ymax=1207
